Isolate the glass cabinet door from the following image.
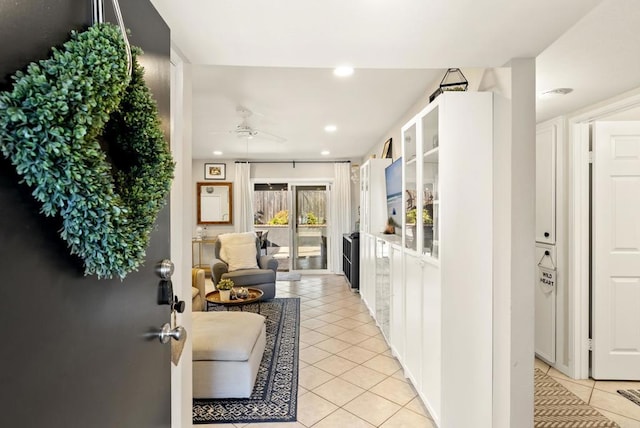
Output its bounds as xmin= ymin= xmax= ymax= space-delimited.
xmin=360 ymin=163 xmax=369 ymax=232
xmin=421 ymin=106 xmax=439 ymax=258
xmin=403 ymin=123 xmax=418 ymax=251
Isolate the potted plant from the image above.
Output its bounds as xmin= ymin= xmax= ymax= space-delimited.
xmin=406 ymin=208 xmax=433 ymax=225
xmin=407 ymin=208 xmax=435 ymax=251
xmin=216 ymin=278 xmax=234 ymax=302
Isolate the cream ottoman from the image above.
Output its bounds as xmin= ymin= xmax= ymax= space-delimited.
xmin=192 ymin=311 xmax=266 ymax=399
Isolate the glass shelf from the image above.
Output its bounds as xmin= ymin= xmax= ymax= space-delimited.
xmin=403 ymin=123 xmax=418 ymax=252
xmin=423 ymin=147 xmax=439 ymax=161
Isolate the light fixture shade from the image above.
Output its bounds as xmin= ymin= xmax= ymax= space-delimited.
xmin=429 ymin=68 xmax=469 ymax=102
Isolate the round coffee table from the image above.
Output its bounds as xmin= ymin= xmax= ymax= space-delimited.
xmin=206 ymin=287 xmax=264 ymax=308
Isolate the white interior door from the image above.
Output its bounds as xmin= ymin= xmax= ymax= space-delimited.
xmin=592 ymin=121 xmax=640 ymax=380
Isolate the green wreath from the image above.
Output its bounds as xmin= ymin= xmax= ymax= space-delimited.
xmin=0 ymin=23 xmax=174 ymax=279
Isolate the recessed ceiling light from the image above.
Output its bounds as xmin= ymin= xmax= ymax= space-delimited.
xmin=324 ymin=124 xmax=337 ymax=133
xmin=539 ymin=87 xmax=573 ymax=99
xmin=333 ymin=66 xmax=354 ymax=77
xmin=213 ymin=150 xmax=223 ymax=156
xmin=321 ymin=150 xmax=330 ymax=156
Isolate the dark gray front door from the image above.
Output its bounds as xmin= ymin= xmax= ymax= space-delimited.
xmin=0 ymin=1 xmax=172 ymax=427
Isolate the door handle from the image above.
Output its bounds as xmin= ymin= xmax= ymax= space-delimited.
xmin=155 ymin=259 xmax=174 ymax=279
xmin=156 ymin=323 xmax=185 ymax=344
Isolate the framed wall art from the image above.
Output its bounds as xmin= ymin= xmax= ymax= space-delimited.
xmin=204 ymin=163 xmax=226 ymax=180
xmin=381 ymin=138 xmax=393 ymax=159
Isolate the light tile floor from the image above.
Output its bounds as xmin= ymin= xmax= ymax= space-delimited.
xmin=535 ymin=358 xmax=640 ymax=427
xmin=203 ymin=274 xmax=435 ymax=428
xmin=203 ymin=274 xmax=640 ymax=427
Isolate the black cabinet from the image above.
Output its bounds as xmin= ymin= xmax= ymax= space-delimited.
xmin=342 ymin=233 xmax=359 ymax=289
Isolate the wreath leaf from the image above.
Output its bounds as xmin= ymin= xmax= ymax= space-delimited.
xmin=0 ymin=23 xmax=174 ymax=279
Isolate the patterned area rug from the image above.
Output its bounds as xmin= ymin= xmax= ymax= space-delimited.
xmin=617 ymin=389 xmax=640 ymax=407
xmin=535 ymin=368 xmax=619 ymax=427
xmin=193 ymin=298 xmax=300 ymax=424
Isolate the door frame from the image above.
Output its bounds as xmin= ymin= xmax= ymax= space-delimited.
xmin=569 ymin=89 xmax=640 ymax=379
xmin=170 ymin=47 xmax=193 ymax=427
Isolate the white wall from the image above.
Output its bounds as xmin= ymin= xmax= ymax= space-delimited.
xmin=360 ymin=68 xmax=496 ymax=162
xmin=192 ymin=159 xmax=237 ymax=237
xmin=191 ymin=159 xmax=357 ymax=237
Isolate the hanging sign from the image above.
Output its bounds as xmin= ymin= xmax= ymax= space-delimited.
xmin=537 ymin=252 xmax=557 ymax=293
xmin=538 ymin=266 xmax=556 ymax=288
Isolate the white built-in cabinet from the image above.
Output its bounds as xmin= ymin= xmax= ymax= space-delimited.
xmin=403 ymin=251 xmax=425 ymax=388
xmin=536 ymin=122 xmax=557 ymax=244
xmin=389 ymin=243 xmax=404 ymax=359
xmin=359 ymin=158 xmax=391 ymax=326
xmin=359 ymin=158 xmax=391 ymax=235
xmin=359 ymin=92 xmax=505 ymax=427
xmin=534 ymin=118 xmax=562 ymax=365
xmin=535 ymin=243 xmax=556 ymax=363
xmin=359 ymin=232 xmax=376 ymax=316
xmin=375 ymin=238 xmax=391 ymax=340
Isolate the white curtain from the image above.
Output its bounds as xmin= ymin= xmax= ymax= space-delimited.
xmin=235 ymin=162 xmax=254 ymax=232
xmin=329 ymin=162 xmax=351 ymax=273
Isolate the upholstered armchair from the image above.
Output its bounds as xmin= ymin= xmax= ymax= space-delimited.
xmin=192 ymin=268 xmax=206 ymax=311
xmin=210 ymin=232 xmax=278 ymax=300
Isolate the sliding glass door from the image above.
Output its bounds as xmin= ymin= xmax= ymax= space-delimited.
xmin=291 ymin=184 xmax=328 ymax=271
xmin=253 ymin=181 xmax=329 ymax=273
xmin=253 ymin=183 xmax=290 ymax=270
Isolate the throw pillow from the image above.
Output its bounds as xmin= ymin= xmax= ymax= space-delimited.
xmin=225 ymin=242 xmax=259 ymax=272
xmin=218 ymin=232 xmax=257 ymax=262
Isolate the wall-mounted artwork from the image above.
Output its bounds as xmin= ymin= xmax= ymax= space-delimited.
xmin=205 ymin=163 xmax=226 ymax=180
xmin=381 ymin=138 xmax=393 ymax=159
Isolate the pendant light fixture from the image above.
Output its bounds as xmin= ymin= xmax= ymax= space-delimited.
xmin=429 ymin=68 xmax=469 ymax=102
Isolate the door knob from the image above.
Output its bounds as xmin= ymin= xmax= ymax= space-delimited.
xmin=156 ymin=323 xmax=185 ymax=344
xmin=544 ymin=232 xmax=550 ymax=238
xmin=155 ymin=259 xmax=174 ymax=279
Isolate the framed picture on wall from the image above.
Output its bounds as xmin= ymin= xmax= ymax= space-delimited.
xmin=381 ymin=138 xmax=393 ymax=159
xmin=204 ymin=163 xmax=226 ymax=180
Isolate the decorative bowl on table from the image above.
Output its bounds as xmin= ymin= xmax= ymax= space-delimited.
xmin=236 ymin=287 xmax=249 ymax=299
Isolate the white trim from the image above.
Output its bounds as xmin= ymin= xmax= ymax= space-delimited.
xmin=567 ymin=90 xmax=640 ymax=379
xmin=169 ymin=47 xmax=193 ymax=428
xmin=568 ymin=121 xmax=590 ymax=379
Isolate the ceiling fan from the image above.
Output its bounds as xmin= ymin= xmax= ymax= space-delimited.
xmin=211 ymin=105 xmax=286 ymax=142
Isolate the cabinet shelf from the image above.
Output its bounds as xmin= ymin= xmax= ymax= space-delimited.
xmin=423 ymin=147 xmax=439 ymax=162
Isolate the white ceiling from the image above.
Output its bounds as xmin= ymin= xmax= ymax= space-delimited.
xmin=536 ymin=0 xmax=640 ymax=122
xmin=151 ymin=0 xmax=640 ymax=160
xmin=190 ymin=66 xmax=443 ymax=160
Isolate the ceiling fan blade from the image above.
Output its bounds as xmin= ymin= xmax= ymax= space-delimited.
xmin=209 ymin=130 xmax=235 ymax=136
xmin=253 ymin=128 xmax=286 ymax=143
xmin=236 ymin=105 xmax=265 ymax=119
